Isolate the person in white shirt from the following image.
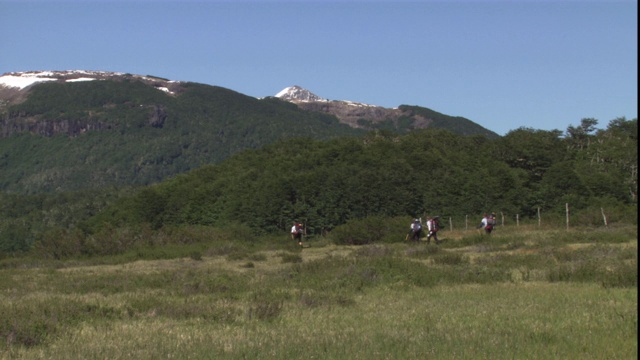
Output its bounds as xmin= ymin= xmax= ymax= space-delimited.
xmin=480 ymin=213 xmax=495 ymax=234
xmin=426 ymin=216 xmax=441 ymax=244
xmin=291 ymin=222 xmax=304 ymax=246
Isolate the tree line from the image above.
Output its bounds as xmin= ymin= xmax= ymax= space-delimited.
xmin=85 ymin=118 xmax=636 ymax=233
xmin=0 ymin=81 xmax=363 ymax=193
xmin=0 ymin=117 xmax=636 ymax=257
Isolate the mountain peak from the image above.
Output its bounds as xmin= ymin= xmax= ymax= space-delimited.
xmin=275 ymin=85 xmax=328 ymax=103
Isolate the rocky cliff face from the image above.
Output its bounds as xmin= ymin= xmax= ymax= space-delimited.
xmin=274 ymin=86 xmax=433 ymax=130
xmin=0 ymin=71 xmax=177 ymax=137
xmin=0 ymin=105 xmax=168 ymax=137
xmin=0 ymin=117 xmax=111 ymax=137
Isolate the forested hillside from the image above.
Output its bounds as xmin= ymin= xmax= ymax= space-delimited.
xmin=0 ymin=77 xmax=498 ymax=194
xmin=0 ymin=80 xmax=363 ymax=193
xmin=0 ymin=115 xmax=635 ymax=256
xmin=80 ymin=118 xmax=636 ymax=236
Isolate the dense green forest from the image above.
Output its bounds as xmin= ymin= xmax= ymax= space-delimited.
xmin=0 ymin=79 xmax=498 ymax=194
xmin=1 ymin=117 xmax=635 ymax=257
xmin=0 ymin=80 xmax=364 ymax=193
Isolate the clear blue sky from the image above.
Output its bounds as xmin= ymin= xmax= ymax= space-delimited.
xmin=1 ymin=0 xmax=636 ymax=135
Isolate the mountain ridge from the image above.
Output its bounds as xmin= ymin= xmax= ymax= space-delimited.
xmin=1 ymin=70 xmax=498 ymax=137
xmin=0 ymin=70 xmax=498 ymax=193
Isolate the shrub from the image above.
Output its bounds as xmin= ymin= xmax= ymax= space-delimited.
xmin=432 ymin=252 xmax=468 ymax=266
xmin=32 ymin=227 xmax=84 ymax=259
xmin=278 ymin=252 xmax=303 ymax=263
xmin=330 ymin=216 xmax=407 ymax=245
xmin=354 ymin=244 xmax=396 ymax=258
xmin=246 ymin=289 xmax=288 ymax=321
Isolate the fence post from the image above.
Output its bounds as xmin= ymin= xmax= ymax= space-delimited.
xmin=566 ymin=203 xmax=570 ymax=230
xmin=465 ymin=215 xmax=468 ymax=230
xmin=449 ymin=217 xmax=453 ymax=232
xmin=500 ymin=212 xmax=504 ymax=226
xmin=601 ymin=208 xmax=608 ymax=227
xmin=516 ymin=214 xmax=519 ymax=226
xmin=537 ymin=207 xmax=541 ymax=227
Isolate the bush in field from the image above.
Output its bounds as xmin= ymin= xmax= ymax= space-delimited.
xmin=547 ymin=245 xmax=638 ymax=288
xmin=29 ymin=222 xmax=262 ymax=261
xmin=432 ymin=251 xmax=468 ymax=265
xmin=330 ymin=216 xmax=407 ymax=245
xmin=0 ymin=298 xmax=121 ymax=348
xmin=278 ymin=252 xmax=303 ymax=263
xmin=33 ymin=227 xmax=84 ymax=259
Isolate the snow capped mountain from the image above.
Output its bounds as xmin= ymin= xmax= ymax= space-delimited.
xmin=274 ymin=85 xmax=380 ymax=109
xmin=1 ymin=71 xmax=374 ymax=109
xmin=0 ymin=70 xmax=108 ymax=90
xmin=0 ymin=70 xmax=180 ymax=94
xmin=273 ymin=85 xmax=405 ymax=129
xmin=275 ymin=85 xmax=328 ymax=103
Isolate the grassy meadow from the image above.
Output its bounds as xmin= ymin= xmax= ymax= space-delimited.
xmin=1 ymin=223 xmax=637 ymax=359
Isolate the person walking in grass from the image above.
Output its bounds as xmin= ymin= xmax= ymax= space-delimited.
xmin=291 ymin=222 xmax=304 ymax=247
xmin=409 ymin=218 xmax=422 ymax=242
xmin=426 ymin=216 xmax=441 ymax=244
xmin=479 ymin=213 xmax=496 ymax=234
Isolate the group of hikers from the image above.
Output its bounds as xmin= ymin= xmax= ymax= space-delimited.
xmin=407 ymin=212 xmax=497 ymax=244
xmin=291 ymin=212 xmax=498 ymax=247
xmin=408 ymin=216 xmax=442 ymax=244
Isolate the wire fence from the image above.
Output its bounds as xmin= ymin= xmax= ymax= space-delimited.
xmin=437 ymin=204 xmax=636 ymax=233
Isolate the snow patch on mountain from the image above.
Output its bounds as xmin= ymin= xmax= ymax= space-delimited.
xmin=275 ymin=85 xmax=379 ymax=108
xmin=66 ymin=77 xmax=98 ymax=83
xmin=275 ymin=85 xmax=328 ymax=102
xmin=0 ymin=73 xmax=58 ymax=89
xmin=0 ymin=70 xmax=179 ymax=94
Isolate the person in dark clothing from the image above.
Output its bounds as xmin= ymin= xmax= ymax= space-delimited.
xmin=409 ymin=218 xmax=422 ymax=242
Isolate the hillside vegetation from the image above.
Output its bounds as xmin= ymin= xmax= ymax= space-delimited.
xmin=0 ymin=80 xmax=363 ymax=193
xmin=0 ymin=78 xmax=497 ymax=194
xmin=0 ymin=117 xmax=635 ymax=257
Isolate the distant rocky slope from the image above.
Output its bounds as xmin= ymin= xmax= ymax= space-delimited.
xmin=273 ymin=85 xmax=415 ymax=129
xmin=273 ymin=85 xmax=497 ymax=137
xmin=0 ymin=70 xmax=498 ymax=193
xmin=0 ymin=71 xmax=498 ymax=138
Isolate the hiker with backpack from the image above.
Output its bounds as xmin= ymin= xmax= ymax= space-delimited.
xmin=479 ymin=213 xmax=496 ymax=234
xmin=408 ymin=218 xmax=422 ymax=242
xmin=291 ymin=222 xmax=304 ymax=247
xmin=426 ymin=216 xmax=441 ymax=244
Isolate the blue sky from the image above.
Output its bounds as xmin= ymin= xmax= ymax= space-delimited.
xmin=1 ymin=1 xmax=636 ymax=135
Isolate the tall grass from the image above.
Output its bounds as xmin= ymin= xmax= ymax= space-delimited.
xmin=0 ymin=224 xmax=636 ymax=359
xmin=2 ymin=284 xmax=635 ymax=359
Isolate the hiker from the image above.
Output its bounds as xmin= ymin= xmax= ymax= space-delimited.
xmin=479 ymin=213 xmax=496 ymax=234
xmin=291 ymin=222 xmax=304 ymax=247
xmin=426 ymin=216 xmax=441 ymax=244
xmin=409 ymin=218 xmax=422 ymax=242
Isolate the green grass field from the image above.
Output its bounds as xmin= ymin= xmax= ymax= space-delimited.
xmin=1 ymin=224 xmax=636 ymax=359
